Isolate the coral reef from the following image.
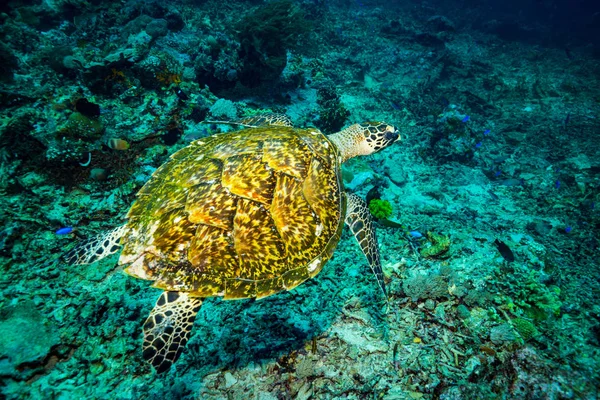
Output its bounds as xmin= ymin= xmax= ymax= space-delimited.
xmin=0 ymin=0 xmax=598 ymax=398
xmin=236 ymin=0 xmax=309 ymax=87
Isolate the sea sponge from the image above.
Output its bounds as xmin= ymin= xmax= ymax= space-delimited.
xmin=368 ymin=199 xmax=393 ymax=219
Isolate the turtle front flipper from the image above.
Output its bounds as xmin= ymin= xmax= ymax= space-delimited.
xmin=142 ymin=291 xmax=203 ymax=373
xmin=344 ymin=192 xmax=387 ymax=301
xmin=62 ymin=225 xmax=127 ymax=265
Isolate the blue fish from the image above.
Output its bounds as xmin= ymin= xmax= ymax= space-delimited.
xmin=462 ymin=115 xmax=470 ymax=123
xmin=475 ymin=142 xmax=482 ymax=148
xmin=409 ymin=231 xmax=423 ymax=238
xmin=555 ymin=180 xmax=561 ymax=189
xmin=484 ymin=129 xmax=491 ymax=136
xmin=495 ymin=170 xmax=502 ymax=177
xmin=56 ymin=227 xmax=74 ymax=235
xmin=565 ymin=226 xmax=572 ymax=233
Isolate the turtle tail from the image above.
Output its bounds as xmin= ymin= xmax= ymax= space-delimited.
xmin=62 ymin=225 xmax=127 ymax=265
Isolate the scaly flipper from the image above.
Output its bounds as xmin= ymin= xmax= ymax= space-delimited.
xmin=142 ymin=291 xmax=203 ymax=373
xmin=344 ymin=192 xmax=387 ymax=301
xmin=204 ymin=113 xmax=293 ymax=128
xmin=62 ymin=225 xmax=127 ymax=265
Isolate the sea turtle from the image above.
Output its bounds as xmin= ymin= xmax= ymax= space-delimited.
xmin=63 ymin=113 xmax=400 ymax=373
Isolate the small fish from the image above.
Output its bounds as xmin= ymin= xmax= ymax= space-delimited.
xmin=493 ymin=239 xmax=515 ymax=263
xmin=564 ymin=112 xmax=571 ymax=127
xmin=475 ymin=141 xmax=482 ymax=148
xmin=494 ymin=170 xmax=502 ymax=177
xmin=488 ymin=190 xmax=499 ymax=200
xmin=391 ymin=102 xmax=401 ymax=110
xmin=555 ymin=180 xmax=561 ymax=189
xmin=409 ymin=230 xmax=423 ymax=238
xmin=108 ymin=138 xmax=130 ymax=150
xmin=366 ymin=186 xmax=382 ymax=205
xmin=565 ymin=226 xmax=572 ymax=233
xmin=462 ymin=115 xmax=470 ymax=123
xmin=484 ymin=129 xmax=491 ymax=136
xmin=493 ymin=155 xmax=509 ymax=164
xmin=56 ymin=227 xmax=74 ymax=235
xmin=175 ymin=88 xmax=189 ymax=101
xmin=500 ymin=178 xmax=523 ymax=186
xmin=379 ymin=219 xmax=404 ymax=228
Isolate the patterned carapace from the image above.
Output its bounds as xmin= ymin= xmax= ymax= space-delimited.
xmin=121 ymin=126 xmax=346 ymax=300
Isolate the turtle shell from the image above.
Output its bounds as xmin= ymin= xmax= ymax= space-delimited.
xmin=121 ymin=126 xmax=345 ymax=300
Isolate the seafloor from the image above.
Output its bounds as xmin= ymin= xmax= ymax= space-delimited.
xmin=0 ymin=0 xmax=599 ymax=399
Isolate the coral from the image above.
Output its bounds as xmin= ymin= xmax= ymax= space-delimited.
xmin=512 ymin=318 xmax=539 ymax=341
xmin=316 ymin=86 xmax=350 ymax=134
xmin=209 ymin=99 xmax=237 ymax=120
xmin=59 ymin=112 xmax=104 ymax=140
xmin=134 ymin=52 xmax=182 ymax=89
xmin=427 ymin=110 xmax=477 ymax=164
xmin=156 ymin=69 xmax=182 ymax=87
xmin=193 ymin=33 xmax=242 ymax=92
xmin=368 ymin=199 xmax=393 ymax=220
xmin=236 ymin=0 xmax=309 ymax=86
xmin=45 ymin=137 xmax=89 ymax=163
xmin=495 ymin=268 xmax=562 ymax=322
xmin=402 ymin=270 xmax=449 ymax=302
xmin=490 ymin=323 xmax=517 ymax=345
xmin=419 ymin=231 xmax=451 ymax=259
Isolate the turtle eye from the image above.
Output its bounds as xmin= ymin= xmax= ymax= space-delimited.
xmin=384 ymin=130 xmax=399 ymax=142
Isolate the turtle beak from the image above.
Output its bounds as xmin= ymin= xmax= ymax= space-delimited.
xmin=385 ymin=129 xmax=400 ymax=143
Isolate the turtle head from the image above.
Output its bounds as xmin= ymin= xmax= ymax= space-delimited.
xmin=358 ymin=122 xmax=400 ymax=154
xmin=329 ymin=122 xmax=400 ymax=163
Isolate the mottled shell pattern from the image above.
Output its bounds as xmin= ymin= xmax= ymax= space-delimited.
xmin=120 ymin=125 xmax=345 ymax=300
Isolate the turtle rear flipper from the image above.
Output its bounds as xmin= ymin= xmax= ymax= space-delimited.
xmin=204 ymin=113 xmax=293 ymax=128
xmin=62 ymin=225 xmax=126 ymax=265
xmin=143 ymin=291 xmax=203 ymax=373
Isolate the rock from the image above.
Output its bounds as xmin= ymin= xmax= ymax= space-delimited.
xmin=426 ymin=15 xmax=455 ymax=32
xmin=122 ymin=15 xmax=153 ymax=39
xmin=18 ymin=171 xmax=45 ymax=189
xmin=0 ymin=300 xmax=60 ymax=378
xmin=145 ymin=19 xmax=169 ymax=39
xmin=90 ymin=168 xmax=109 ymax=181
xmin=224 ymin=371 xmax=238 ymax=388
xmin=165 ymin=10 xmax=185 ymax=31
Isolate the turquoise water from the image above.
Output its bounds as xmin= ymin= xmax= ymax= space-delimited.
xmin=0 ymin=0 xmax=599 ymax=398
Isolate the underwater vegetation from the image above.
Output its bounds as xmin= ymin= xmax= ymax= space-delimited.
xmin=0 ymin=0 xmax=599 ymax=399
